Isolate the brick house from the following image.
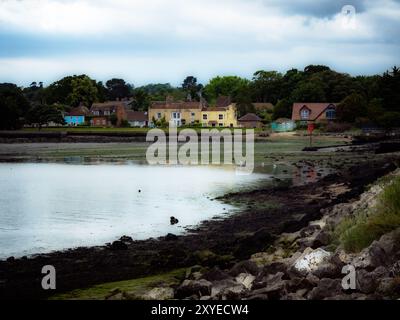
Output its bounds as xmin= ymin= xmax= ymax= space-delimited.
xmin=291 ymin=103 xmax=337 ymax=123
xmin=90 ymin=101 xmax=128 ymax=126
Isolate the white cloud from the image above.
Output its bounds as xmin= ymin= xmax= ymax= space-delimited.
xmin=0 ymin=0 xmax=399 ymax=84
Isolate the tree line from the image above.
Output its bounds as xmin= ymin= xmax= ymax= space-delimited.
xmin=0 ymin=64 xmax=399 ymax=130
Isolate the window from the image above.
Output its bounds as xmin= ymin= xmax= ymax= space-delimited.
xmin=104 ymin=110 xmax=110 ymax=116
xmin=300 ymin=108 xmax=310 ymax=120
xmin=191 ymin=112 xmax=195 ymax=117
xmin=219 ymin=123 xmax=223 ymax=127
xmin=203 ymin=114 xmax=208 ymax=120
xmin=326 ymin=107 xmax=336 ymax=119
xmin=93 ymin=111 xmax=99 ymax=116
xmin=219 ymin=114 xmax=224 ymax=120
xmin=157 ymin=112 xmax=162 ymax=119
xmin=181 ymin=119 xmax=186 ymax=125
xmin=172 ymin=112 xmax=180 ymax=119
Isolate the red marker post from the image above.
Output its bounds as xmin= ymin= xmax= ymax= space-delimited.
xmin=307 ymin=123 xmax=315 ymax=147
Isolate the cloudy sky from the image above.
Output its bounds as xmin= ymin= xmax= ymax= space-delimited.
xmin=0 ymin=0 xmax=399 ymax=87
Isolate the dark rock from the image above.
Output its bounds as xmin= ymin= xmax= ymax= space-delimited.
xmin=356 ymin=269 xmax=382 ymax=294
xmin=312 ymin=262 xmax=341 ymax=279
xmin=176 ymin=279 xmax=212 ymax=299
xmin=250 ymin=272 xmax=286 ymax=300
xmin=165 ymin=233 xmax=178 ymax=241
xmin=229 ymin=260 xmax=259 ymax=277
xmin=201 ymin=267 xmax=231 ymax=282
xmin=110 ymin=240 xmax=128 ymax=250
xmin=234 ymin=228 xmax=275 ymax=259
xmin=6 ymin=257 xmax=15 ymax=263
xmin=170 ymin=216 xmax=179 ymax=225
xmin=119 ymin=235 xmax=133 ymax=243
xmin=245 ymin=293 xmax=269 ymax=300
xmin=307 ymin=278 xmax=342 ymax=300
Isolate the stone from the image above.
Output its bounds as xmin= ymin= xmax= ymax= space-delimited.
xmin=176 ymin=279 xmax=212 ymax=299
xmin=235 ymin=273 xmax=255 ymax=290
xmin=142 ymin=287 xmax=174 ymax=300
xmin=211 ymin=279 xmax=245 ymax=299
xmin=119 ymin=235 xmax=133 ymax=243
xmin=229 ymin=260 xmax=260 ymax=277
xmin=170 ymin=216 xmax=179 ymax=225
xmin=292 ymin=248 xmax=331 ymax=275
xmin=110 ymin=240 xmax=128 ymax=250
xmin=312 ymin=262 xmax=341 ymax=279
xmin=307 ymin=278 xmax=342 ymax=300
xmin=201 ymin=267 xmax=231 ymax=282
xmin=165 ymin=233 xmax=178 ymax=241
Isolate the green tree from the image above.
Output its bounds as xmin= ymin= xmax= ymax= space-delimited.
xmin=337 ymin=93 xmax=368 ymax=123
xmin=68 ymin=76 xmax=99 ymax=107
xmin=273 ymin=99 xmax=292 ymax=120
xmin=203 ymin=76 xmax=250 ymax=102
xmin=182 ymin=76 xmax=203 ymax=101
xmin=26 ymin=104 xmax=65 ymax=130
xmin=290 ymin=80 xmax=326 ymax=102
xmin=251 ymin=70 xmax=283 ymax=104
xmin=0 ymin=83 xmax=30 ymax=130
xmin=105 ymin=78 xmax=132 ymax=100
xmin=131 ymin=88 xmax=151 ymax=111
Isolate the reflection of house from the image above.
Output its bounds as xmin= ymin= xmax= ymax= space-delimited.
xmin=200 ymin=96 xmax=238 ymax=128
xmin=238 ymin=113 xmax=263 ymax=128
xmin=90 ymin=101 xmax=128 ymax=126
xmin=148 ymin=97 xmax=205 ymax=127
xmin=291 ymin=103 xmax=337 ymax=123
xmin=64 ymin=105 xmax=89 ymax=126
xmin=127 ymin=111 xmax=148 ymax=127
xmin=271 ymin=118 xmax=296 ymax=132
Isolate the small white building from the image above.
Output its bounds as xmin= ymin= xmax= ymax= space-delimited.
xmin=127 ymin=111 xmax=148 ymax=127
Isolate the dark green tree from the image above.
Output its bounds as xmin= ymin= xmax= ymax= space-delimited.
xmin=26 ymin=104 xmax=65 ymax=130
xmin=337 ymin=93 xmax=368 ymax=123
xmin=182 ymin=76 xmax=203 ymax=101
xmin=0 ymin=83 xmax=30 ymax=130
xmin=105 ymin=78 xmax=132 ymax=100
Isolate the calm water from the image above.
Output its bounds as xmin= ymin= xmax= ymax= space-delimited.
xmin=0 ymin=163 xmax=269 ymax=259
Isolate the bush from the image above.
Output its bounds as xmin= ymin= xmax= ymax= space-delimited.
xmin=320 ymin=122 xmax=352 ymax=133
xmin=335 ymin=176 xmax=400 ymax=252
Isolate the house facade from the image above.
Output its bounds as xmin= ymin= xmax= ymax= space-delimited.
xmin=64 ymin=105 xmax=89 ymax=126
xmin=291 ymin=103 xmax=337 ymax=123
xmin=238 ymin=113 xmax=263 ymax=128
xmin=127 ymin=111 xmax=148 ymax=127
xmin=148 ymin=99 xmax=205 ymax=127
xmin=271 ymin=118 xmax=296 ymax=132
xmin=200 ymin=96 xmax=238 ymax=128
xmin=90 ymin=101 xmax=128 ymax=126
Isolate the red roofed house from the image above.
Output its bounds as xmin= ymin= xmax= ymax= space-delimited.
xmin=291 ymin=103 xmax=337 ymax=123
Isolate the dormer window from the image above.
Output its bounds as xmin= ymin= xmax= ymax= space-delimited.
xmin=326 ymin=105 xmax=336 ymax=119
xmin=300 ymin=107 xmax=311 ymax=120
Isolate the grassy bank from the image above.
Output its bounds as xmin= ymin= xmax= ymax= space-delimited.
xmin=50 ymin=268 xmax=186 ymax=300
xmin=334 ymin=173 xmax=400 ymax=252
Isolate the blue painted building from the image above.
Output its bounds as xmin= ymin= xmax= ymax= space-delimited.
xmin=64 ymin=106 xmax=89 ymax=126
xmin=271 ymin=118 xmax=296 ymax=132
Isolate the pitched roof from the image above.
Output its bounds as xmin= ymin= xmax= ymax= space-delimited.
xmin=238 ymin=113 xmax=262 ymax=122
xmin=291 ymin=103 xmax=337 ymax=121
xmin=216 ymin=96 xmax=232 ymax=108
xmin=150 ymin=101 xmax=203 ymax=110
xmin=67 ymin=106 xmax=89 ymax=116
xmin=253 ymin=103 xmax=274 ymax=111
xmin=127 ymin=111 xmax=148 ymax=122
xmin=90 ymin=101 xmax=126 ymax=111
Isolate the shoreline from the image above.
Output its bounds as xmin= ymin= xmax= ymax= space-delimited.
xmin=0 ymin=153 xmax=398 ymax=299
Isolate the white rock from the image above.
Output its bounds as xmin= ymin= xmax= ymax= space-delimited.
xmin=235 ymin=273 xmax=255 ymax=290
xmin=142 ymin=287 xmax=174 ymax=300
xmin=293 ymin=248 xmax=331 ymax=273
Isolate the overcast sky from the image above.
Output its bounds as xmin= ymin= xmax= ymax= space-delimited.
xmin=0 ymin=0 xmax=399 ymax=87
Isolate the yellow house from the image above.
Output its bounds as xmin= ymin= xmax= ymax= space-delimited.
xmin=200 ymin=96 xmax=238 ymax=128
xmin=200 ymin=104 xmax=238 ymax=128
xmin=148 ymin=100 xmax=204 ymax=127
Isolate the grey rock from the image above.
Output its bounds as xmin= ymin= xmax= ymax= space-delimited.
xmin=176 ymin=279 xmax=212 ymax=298
xmin=229 ymin=260 xmax=259 ymax=277
xmin=307 ymin=278 xmax=343 ymax=300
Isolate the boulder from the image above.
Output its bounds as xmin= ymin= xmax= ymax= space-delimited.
xmin=210 ymin=279 xmax=246 ymax=299
xmin=235 ymin=273 xmax=255 ymax=290
xmin=165 ymin=233 xmax=178 ymax=241
xmin=119 ymin=235 xmax=133 ymax=243
xmin=292 ymin=248 xmax=331 ymax=276
xmin=201 ymin=267 xmax=231 ymax=282
xmin=176 ymin=279 xmax=212 ymax=299
xmin=110 ymin=240 xmax=128 ymax=250
xmin=229 ymin=260 xmax=260 ymax=277
xmin=142 ymin=287 xmax=174 ymax=300
xmin=312 ymin=262 xmax=341 ymax=279
xmin=307 ymin=278 xmax=343 ymax=300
